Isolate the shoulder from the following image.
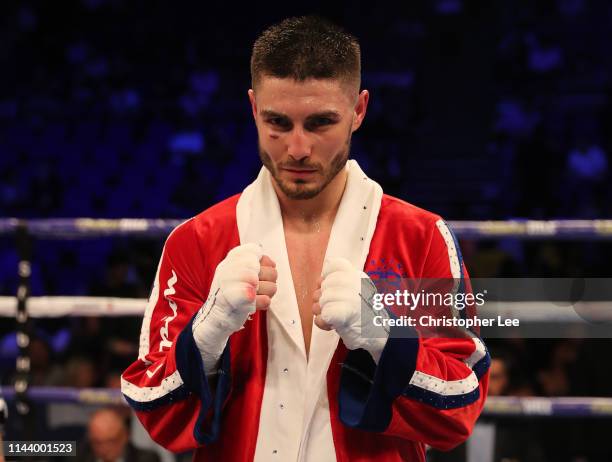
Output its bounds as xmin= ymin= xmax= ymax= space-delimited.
xmin=166 ymin=194 xmax=241 ymax=244
xmin=191 ymin=193 xmax=241 ymax=235
xmin=377 ymin=194 xmax=445 ymax=238
xmin=162 ymin=194 xmax=241 ymax=267
xmin=378 ymin=194 xmax=460 ymax=254
xmin=372 ymin=195 xmax=462 ymax=278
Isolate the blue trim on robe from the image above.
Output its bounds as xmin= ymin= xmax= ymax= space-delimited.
xmin=177 ymin=316 xmax=232 ymax=445
xmin=472 ymin=350 xmax=491 ymax=380
xmin=401 ymin=350 xmax=490 ymax=409
xmin=402 ymin=384 xmax=481 ymax=409
xmin=338 ymin=325 xmax=491 ymax=429
xmin=338 ymin=326 xmax=419 ymax=432
xmin=123 ymin=384 xmax=191 ymax=412
xmin=444 ymin=220 xmax=467 ymax=320
xmin=123 ymin=316 xmax=232 ymax=445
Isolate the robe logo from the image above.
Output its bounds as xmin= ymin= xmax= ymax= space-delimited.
xmin=159 ymin=270 xmax=178 ymax=351
xmin=145 ymin=363 xmax=163 ymax=378
xmin=367 ymin=257 xmax=407 ymax=282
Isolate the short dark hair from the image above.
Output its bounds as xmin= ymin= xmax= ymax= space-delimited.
xmin=251 ymin=16 xmax=361 ymax=92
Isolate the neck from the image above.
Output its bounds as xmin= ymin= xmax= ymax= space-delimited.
xmin=274 ymin=168 xmax=348 ymax=231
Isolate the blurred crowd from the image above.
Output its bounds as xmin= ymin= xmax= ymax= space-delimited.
xmin=1 ymin=0 xmax=612 ymax=460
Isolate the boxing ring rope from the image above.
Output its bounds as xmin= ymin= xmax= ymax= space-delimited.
xmin=2 ymin=218 xmax=612 ymax=427
xmin=1 ymin=296 xmax=606 ymax=322
xmin=0 ymin=296 xmax=147 ymax=317
xmin=1 ymin=386 xmax=611 ymax=418
xmin=1 ymin=218 xmax=612 ymax=239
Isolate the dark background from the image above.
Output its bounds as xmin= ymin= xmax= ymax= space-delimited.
xmin=1 ymin=1 xmax=612 ymax=461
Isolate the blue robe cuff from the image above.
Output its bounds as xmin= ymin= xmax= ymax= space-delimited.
xmin=176 ymin=316 xmax=232 ymax=444
xmin=338 ymin=326 xmax=419 ymax=432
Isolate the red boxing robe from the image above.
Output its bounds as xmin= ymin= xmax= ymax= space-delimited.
xmin=121 ymin=161 xmax=490 ymax=461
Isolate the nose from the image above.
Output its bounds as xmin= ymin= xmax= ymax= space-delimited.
xmin=286 ymin=126 xmax=312 ymax=161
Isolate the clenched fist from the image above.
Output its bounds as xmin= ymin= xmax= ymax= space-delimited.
xmin=312 ymin=257 xmax=389 ymax=363
xmin=193 ymin=243 xmax=277 ymax=373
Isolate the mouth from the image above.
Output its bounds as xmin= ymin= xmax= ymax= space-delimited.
xmin=282 ymin=168 xmax=318 ymax=177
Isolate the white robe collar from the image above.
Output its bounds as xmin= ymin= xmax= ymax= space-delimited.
xmin=236 ymin=159 xmax=382 ymax=353
xmin=236 ymin=160 xmax=383 ymax=449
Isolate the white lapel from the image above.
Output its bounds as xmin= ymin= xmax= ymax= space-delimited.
xmin=299 ymin=160 xmax=383 ymax=450
xmin=236 ymin=160 xmax=383 ymax=451
xmin=236 ymin=160 xmax=382 ymax=354
xmin=237 ymin=166 xmax=308 ymax=357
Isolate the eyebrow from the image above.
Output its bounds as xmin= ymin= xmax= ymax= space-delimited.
xmin=260 ymin=110 xmax=341 ymax=120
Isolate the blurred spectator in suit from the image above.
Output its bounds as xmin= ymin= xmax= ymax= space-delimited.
xmin=488 ymin=356 xmax=510 ymax=397
xmin=81 ymin=408 xmax=160 ymax=462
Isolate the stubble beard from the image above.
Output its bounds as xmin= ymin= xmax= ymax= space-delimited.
xmin=259 ymin=136 xmax=352 ymax=200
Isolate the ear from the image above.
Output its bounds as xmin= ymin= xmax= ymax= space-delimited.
xmin=351 ymin=89 xmax=369 ymax=132
xmin=248 ymin=89 xmax=257 ymax=121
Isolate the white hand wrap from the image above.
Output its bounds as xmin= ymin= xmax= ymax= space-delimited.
xmin=192 ymin=243 xmax=263 ymax=375
xmin=319 ymin=258 xmax=390 ymax=363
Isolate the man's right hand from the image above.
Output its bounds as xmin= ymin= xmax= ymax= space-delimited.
xmin=256 ymin=254 xmax=278 ymax=310
xmin=192 ymin=243 xmax=277 ymax=374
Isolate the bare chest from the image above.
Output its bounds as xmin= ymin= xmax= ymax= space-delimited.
xmin=284 ymin=228 xmax=331 ymax=357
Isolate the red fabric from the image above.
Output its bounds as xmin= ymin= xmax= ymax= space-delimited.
xmin=122 ymin=193 xmax=489 ymax=461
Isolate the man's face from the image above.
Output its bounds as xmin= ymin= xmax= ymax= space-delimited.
xmin=488 ymin=358 xmax=509 ymax=396
xmin=88 ymin=414 xmax=128 ymax=462
xmin=249 ymin=77 xmax=368 ymax=200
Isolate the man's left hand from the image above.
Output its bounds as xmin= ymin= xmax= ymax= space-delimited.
xmin=312 ymin=257 xmax=389 ymax=363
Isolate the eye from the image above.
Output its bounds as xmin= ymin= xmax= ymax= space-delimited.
xmin=266 ymin=117 xmax=291 ymax=129
xmin=306 ymin=117 xmax=336 ymax=130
